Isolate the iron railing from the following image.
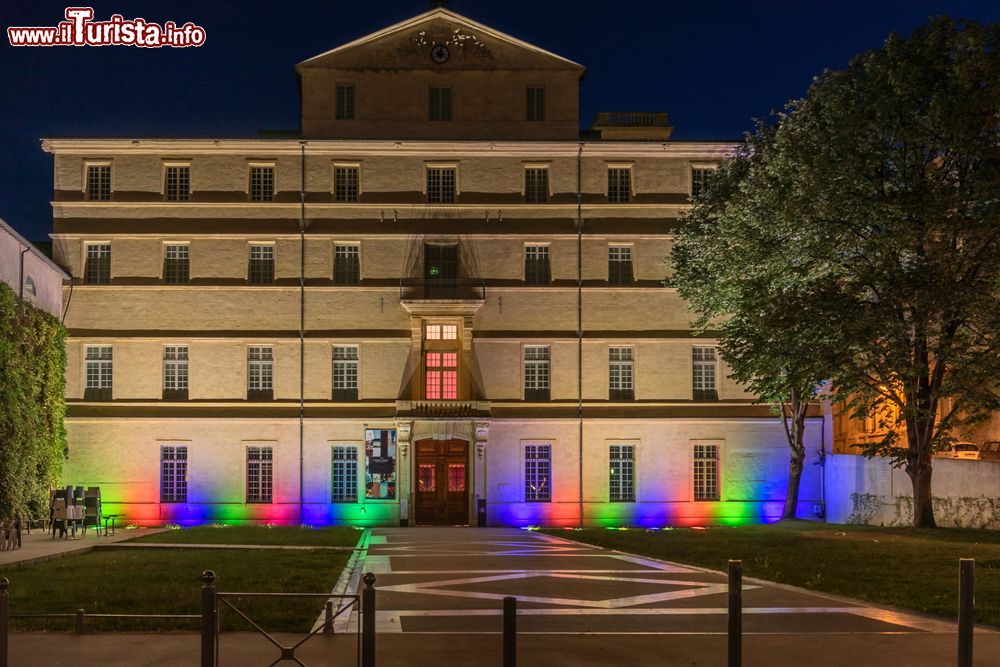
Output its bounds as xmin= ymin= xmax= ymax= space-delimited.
xmin=399 ymin=278 xmax=485 ymax=301
xmin=592 ymin=112 xmax=670 ymax=127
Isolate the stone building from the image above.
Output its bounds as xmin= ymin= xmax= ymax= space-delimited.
xmin=48 ymin=7 xmax=824 ymax=527
xmin=0 ymin=217 xmax=69 ymax=318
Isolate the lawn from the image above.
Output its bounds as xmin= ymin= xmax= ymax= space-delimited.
xmin=543 ymin=520 xmax=1000 ymax=626
xmin=128 ymin=524 xmax=363 ymax=547
xmin=0 ymin=548 xmax=351 ymax=632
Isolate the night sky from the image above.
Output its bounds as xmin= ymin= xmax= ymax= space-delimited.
xmin=2 ymin=0 xmax=998 ymax=242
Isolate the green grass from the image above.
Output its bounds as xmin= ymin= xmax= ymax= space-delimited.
xmin=128 ymin=524 xmax=363 ymax=547
xmin=543 ymin=521 xmax=1000 ymax=626
xmin=0 ymin=549 xmax=351 ymax=632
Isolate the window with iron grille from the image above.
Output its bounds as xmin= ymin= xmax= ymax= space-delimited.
xmin=425 ymin=351 xmax=458 ymax=400
xmin=693 ymin=346 xmax=718 ymax=400
xmin=608 ymin=246 xmax=633 ymax=285
xmin=249 ymin=166 xmax=274 ymax=201
xmin=336 ymin=84 xmax=355 ymax=120
xmin=691 ymin=167 xmax=714 ymax=198
xmin=84 ymin=345 xmax=113 ymax=401
xmin=609 ymin=346 xmax=634 ymax=400
xmin=333 ymin=345 xmax=359 ymax=401
xmin=526 ymin=86 xmax=545 ymax=121
xmin=248 ymin=245 xmax=275 ymax=285
xmin=429 ymin=87 xmax=452 ymax=121
xmin=524 ymin=168 xmax=549 ymax=203
xmin=524 ymin=444 xmax=551 ymax=502
xmin=334 ymin=166 xmax=360 ymax=202
xmin=609 ymin=444 xmax=635 ymax=502
xmin=524 ymin=246 xmax=550 ymax=285
xmin=334 ymin=244 xmax=360 ymax=285
xmin=607 ymin=167 xmax=631 ymax=203
xmin=163 ymin=345 xmax=189 ymax=400
xmin=524 ymin=346 xmax=550 ymax=401
xmin=246 ymin=446 xmax=273 ymax=503
xmin=86 ymin=165 xmax=111 ymax=201
xmin=163 ymin=244 xmax=189 ymax=284
xmin=248 ymin=346 xmax=273 ymax=400
xmin=427 ymin=168 xmax=456 ymax=203
xmin=85 ymin=244 xmax=111 ymax=284
xmin=693 ymin=444 xmax=720 ymax=501
xmin=160 ymin=446 xmax=188 ymax=503
xmin=165 ymin=166 xmax=190 ymax=201
xmin=331 ymin=445 xmax=358 ymax=502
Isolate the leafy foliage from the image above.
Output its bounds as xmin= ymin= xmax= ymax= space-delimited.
xmin=0 ymin=282 xmax=67 ymax=520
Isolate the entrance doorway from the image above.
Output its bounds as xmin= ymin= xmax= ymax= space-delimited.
xmin=414 ymin=439 xmax=469 ymax=525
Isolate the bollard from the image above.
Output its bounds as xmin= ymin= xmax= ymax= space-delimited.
xmin=201 ymin=570 xmax=217 ymax=667
xmin=324 ymin=600 xmax=334 ymax=634
xmin=1 ymin=578 xmax=9 ymax=667
xmin=728 ymin=560 xmax=742 ymax=667
xmin=958 ymin=559 xmax=974 ymax=667
xmin=503 ymin=596 xmax=517 ymax=667
xmin=74 ymin=609 xmax=85 ymax=634
xmin=362 ymin=572 xmax=376 ymax=667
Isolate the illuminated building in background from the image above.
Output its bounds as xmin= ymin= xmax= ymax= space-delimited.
xmin=47 ymin=7 xmax=824 ymax=527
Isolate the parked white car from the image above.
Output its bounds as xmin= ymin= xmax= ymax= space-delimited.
xmin=935 ymin=442 xmax=981 ymax=460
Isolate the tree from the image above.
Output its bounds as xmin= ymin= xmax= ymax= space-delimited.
xmin=671 ymin=128 xmax=836 ymax=520
xmin=674 ymin=17 xmax=1000 ymax=528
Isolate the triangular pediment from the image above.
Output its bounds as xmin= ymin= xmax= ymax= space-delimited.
xmin=297 ymin=8 xmax=584 ymax=73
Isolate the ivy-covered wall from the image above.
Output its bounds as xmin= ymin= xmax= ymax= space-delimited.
xmin=0 ymin=281 xmax=66 ymax=519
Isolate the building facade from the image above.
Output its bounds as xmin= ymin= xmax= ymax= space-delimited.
xmin=49 ymin=8 xmax=824 ymax=527
xmin=0 ymin=217 xmax=69 ymax=318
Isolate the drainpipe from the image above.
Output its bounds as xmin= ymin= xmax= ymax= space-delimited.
xmin=576 ymin=143 xmax=584 ymax=528
xmin=19 ymin=245 xmax=29 ymax=299
xmin=299 ymin=141 xmax=307 ymax=524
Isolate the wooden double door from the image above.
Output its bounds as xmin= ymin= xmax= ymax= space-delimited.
xmin=414 ymin=439 xmax=469 ymax=525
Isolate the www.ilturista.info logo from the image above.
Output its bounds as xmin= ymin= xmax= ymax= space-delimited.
xmin=7 ymin=7 xmax=206 ymax=48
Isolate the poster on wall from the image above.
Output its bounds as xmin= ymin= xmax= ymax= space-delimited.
xmin=365 ymin=429 xmax=397 ymax=500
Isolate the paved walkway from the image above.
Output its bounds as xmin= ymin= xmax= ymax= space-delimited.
xmin=4 ymin=526 xmax=999 ymax=665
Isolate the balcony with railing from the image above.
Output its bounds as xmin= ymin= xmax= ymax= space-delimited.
xmin=396 ymin=399 xmax=491 ymax=418
xmin=400 ymin=278 xmax=485 ymax=301
xmin=591 ymin=112 xmax=673 ymax=141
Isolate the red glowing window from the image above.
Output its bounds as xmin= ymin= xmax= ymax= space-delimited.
xmin=418 ymin=464 xmax=436 ymax=492
xmin=425 ymin=352 xmax=458 ymax=400
xmin=448 ymin=464 xmax=465 ymax=492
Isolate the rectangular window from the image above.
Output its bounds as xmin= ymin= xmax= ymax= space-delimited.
xmin=692 ymin=167 xmax=713 ymax=198
xmin=526 ymin=86 xmax=545 ymax=121
xmin=334 ymin=244 xmax=360 ymax=285
xmin=524 ymin=346 xmax=550 ymax=401
xmin=248 ymin=346 xmax=273 ymax=400
xmin=524 ymin=168 xmax=549 ymax=203
xmin=608 ymin=246 xmax=633 ymax=285
xmin=84 ymin=345 xmax=113 ymax=401
xmin=609 ymin=444 xmax=635 ymax=502
xmin=163 ymin=345 xmax=189 ymax=400
xmin=333 ymin=345 xmax=359 ymax=401
xmin=429 ymin=87 xmax=452 ymax=121
xmin=608 ymin=167 xmax=631 ymax=203
xmin=335 ymin=84 xmax=355 ymax=120
xmin=86 ymin=164 xmax=111 ymax=201
xmin=160 ymin=446 xmax=188 ymax=503
xmin=524 ymin=444 xmax=551 ymax=502
xmin=246 ymin=446 xmax=273 ymax=503
xmin=693 ymin=444 xmax=720 ymax=501
xmin=163 ymin=244 xmax=190 ymax=284
xmin=425 ymin=324 xmax=458 ymax=340
xmin=85 ymin=244 xmax=111 ymax=284
xmin=165 ymin=165 xmax=190 ymax=201
xmin=425 ymin=351 xmax=458 ymax=400
xmin=609 ymin=346 xmax=634 ymax=400
xmin=427 ymin=168 xmax=456 ymax=203
xmin=249 ymin=245 xmax=275 ymax=285
xmin=331 ymin=445 xmax=358 ymax=503
xmin=249 ymin=166 xmax=274 ymax=201
xmin=524 ymin=245 xmax=550 ymax=285
xmin=334 ymin=166 xmax=360 ymax=202
xmin=693 ymin=346 xmax=718 ymax=400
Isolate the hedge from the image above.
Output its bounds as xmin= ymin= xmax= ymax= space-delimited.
xmin=0 ymin=282 xmax=66 ymax=520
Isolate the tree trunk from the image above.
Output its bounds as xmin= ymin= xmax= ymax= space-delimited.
xmin=780 ymin=388 xmax=808 ymax=521
xmin=783 ymin=449 xmax=805 ymax=520
xmin=907 ymin=457 xmax=936 ymax=528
